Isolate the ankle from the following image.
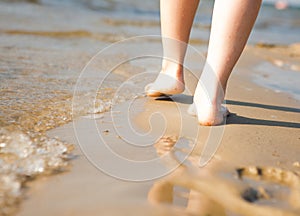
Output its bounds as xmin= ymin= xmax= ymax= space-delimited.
xmin=162 ymin=61 xmax=183 ymax=76
xmin=194 ymin=86 xmax=224 ymax=110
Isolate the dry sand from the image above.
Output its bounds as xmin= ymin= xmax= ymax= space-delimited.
xmin=16 ymin=46 xmax=300 ymax=216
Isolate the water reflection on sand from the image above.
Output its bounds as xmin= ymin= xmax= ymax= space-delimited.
xmin=148 ymin=136 xmax=300 ymax=216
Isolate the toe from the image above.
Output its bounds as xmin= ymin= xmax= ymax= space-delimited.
xmin=221 ymin=106 xmax=230 ymax=117
xmin=144 ymin=83 xmax=152 ymax=92
xmin=187 ymin=103 xmax=197 ymax=116
xmin=145 ymin=83 xmax=163 ymax=97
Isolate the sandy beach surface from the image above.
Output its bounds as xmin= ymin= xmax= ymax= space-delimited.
xmin=0 ymin=0 xmax=300 ymax=216
xmin=17 ymin=46 xmax=300 ymax=215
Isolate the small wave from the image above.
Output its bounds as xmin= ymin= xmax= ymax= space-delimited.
xmin=0 ymin=127 xmax=74 ymax=215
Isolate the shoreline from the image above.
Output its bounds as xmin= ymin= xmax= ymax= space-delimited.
xmin=16 ymin=47 xmax=300 ymax=216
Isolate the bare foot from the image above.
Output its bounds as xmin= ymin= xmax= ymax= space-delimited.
xmin=189 ymin=82 xmax=230 ymax=126
xmin=188 ymin=103 xmax=229 ymax=117
xmin=188 ymin=103 xmax=229 ymax=126
xmin=145 ymin=68 xmax=185 ymax=97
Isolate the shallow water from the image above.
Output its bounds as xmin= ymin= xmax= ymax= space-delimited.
xmin=253 ymin=61 xmax=300 ymax=101
xmin=0 ymin=0 xmax=300 ymax=215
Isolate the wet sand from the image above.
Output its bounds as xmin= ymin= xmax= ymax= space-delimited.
xmin=16 ymin=46 xmax=300 ymax=215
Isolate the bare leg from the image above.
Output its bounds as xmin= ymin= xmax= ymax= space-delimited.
xmin=193 ymin=0 xmax=262 ymax=125
xmin=145 ymin=0 xmax=200 ymax=96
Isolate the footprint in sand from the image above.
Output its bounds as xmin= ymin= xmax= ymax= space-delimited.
xmin=236 ymin=166 xmax=300 ymax=211
xmin=151 ymin=136 xmax=300 ymax=216
xmin=154 ymin=136 xmax=178 ymax=156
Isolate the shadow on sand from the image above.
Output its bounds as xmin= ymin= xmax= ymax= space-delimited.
xmin=154 ymin=95 xmax=300 ymax=129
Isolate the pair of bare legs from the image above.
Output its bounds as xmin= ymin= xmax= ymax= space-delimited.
xmin=146 ymin=0 xmax=262 ymax=125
